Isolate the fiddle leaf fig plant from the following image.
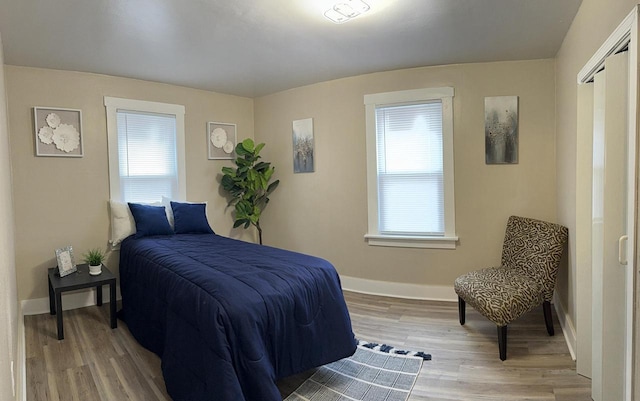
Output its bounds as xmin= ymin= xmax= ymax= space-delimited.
xmin=221 ymin=139 xmax=279 ymax=244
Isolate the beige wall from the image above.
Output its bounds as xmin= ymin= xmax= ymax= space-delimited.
xmin=555 ymin=0 xmax=638 ymax=354
xmin=5 ymin=66 xmax=255 ymax=301
xmin=0 ymin=33 xmax=19 ymax=401
xmin=254 ymin=59 xmax=557 ymax=289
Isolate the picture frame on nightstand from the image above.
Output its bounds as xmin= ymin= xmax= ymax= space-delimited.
xmin=55 ymin=245 xmax=77 ymax=277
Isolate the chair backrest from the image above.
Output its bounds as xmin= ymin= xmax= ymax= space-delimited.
xmin=501 ymin=215 xmax=569 ymax=301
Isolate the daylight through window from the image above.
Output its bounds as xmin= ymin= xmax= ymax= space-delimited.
xmin=364 ymin=87 xmax=457 ymax=249
xmin=105 ymin=97 xmax=186 ymax=203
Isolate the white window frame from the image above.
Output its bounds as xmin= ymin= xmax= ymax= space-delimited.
xmin=364 ymin=87 xmax=457 ymax=249
xmin=104 ymin=96 xmax=187 ymax=201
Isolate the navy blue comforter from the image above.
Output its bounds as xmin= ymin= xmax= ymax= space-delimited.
xmin=119 ymin=234 xmax=356 ymax=401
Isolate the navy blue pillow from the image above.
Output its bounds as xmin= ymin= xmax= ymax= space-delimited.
xmin=171 ymin=201 xmax=214 ymax=234
xmin=128 ymin=203 xmax=174 ymax=238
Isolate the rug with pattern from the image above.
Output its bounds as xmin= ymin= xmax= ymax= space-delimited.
xmin=284 ymin=340 xmax=431 ymax=401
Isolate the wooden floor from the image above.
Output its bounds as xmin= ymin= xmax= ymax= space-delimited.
xmin=25 ymin=291 xmax=591 ymax=401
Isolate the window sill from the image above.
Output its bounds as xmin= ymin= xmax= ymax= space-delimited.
xmin=364 ymin=234 xmax=458 ymax=249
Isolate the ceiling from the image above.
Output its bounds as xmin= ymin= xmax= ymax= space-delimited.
xmin=0 ymin=0 xmax=583 ymax=98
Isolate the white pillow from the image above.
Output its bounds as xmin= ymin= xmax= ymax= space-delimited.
xmin=109 ymin=200 xmax=135 ymax=246
xmin=161 ymin=196 xmax=176 ymax=229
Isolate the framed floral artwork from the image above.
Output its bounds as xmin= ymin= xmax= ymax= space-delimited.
xmin=208 ymin=122 xmax=236 ymax=160
xmin=33 ymin=107 xmax=83 ymax=157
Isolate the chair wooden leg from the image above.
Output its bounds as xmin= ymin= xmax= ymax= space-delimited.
xmin=543 ymin=300 xmax=554 ymax=336
xmin=458 ymin=297 xmax=465 ymax=325
xmin=497 ymin=325 xmax=507 ymax=361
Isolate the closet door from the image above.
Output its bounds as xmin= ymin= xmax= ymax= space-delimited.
xmin=575 ymin=82 xmax=594 ymax=378
xmin=591 ymin=51 xmax=629 ymax=401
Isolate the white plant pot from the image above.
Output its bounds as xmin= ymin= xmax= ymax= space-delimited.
xmin=89 ymin=264 xmax=102 ymax=276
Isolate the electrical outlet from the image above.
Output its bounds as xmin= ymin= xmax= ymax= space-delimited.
xmin=11 ymin=360 xmax=15 ymax=397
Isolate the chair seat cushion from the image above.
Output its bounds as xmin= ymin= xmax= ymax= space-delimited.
xmin=454 ymin=267 xmax=544 ymax=326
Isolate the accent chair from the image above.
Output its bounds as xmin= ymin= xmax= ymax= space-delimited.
xmin=453 ymin=215 xmax=568 ymax=360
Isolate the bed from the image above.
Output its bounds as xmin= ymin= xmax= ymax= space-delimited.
xmin=118 ymin=232 xmax=356 ymax=401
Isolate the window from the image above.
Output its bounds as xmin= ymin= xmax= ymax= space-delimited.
xmin=364 ymin=87 xmax=457 ymax=249
xmin=105 ymin=97 xmax=186 ymax=202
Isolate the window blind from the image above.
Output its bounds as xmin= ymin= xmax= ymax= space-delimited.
xmin=375 ymin=101 xmax=444 ymax=235
xmin=116 ymin=110 xmax=178 ymax=203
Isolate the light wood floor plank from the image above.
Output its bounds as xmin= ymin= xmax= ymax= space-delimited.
xmin=66 ymin=365 xmax=99 ymax=401
xmin=25 ymin=292 xmax=591 ymax=400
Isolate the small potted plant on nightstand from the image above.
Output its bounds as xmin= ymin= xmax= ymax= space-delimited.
xmin=84 ymin=248 xmax=105 ymax=276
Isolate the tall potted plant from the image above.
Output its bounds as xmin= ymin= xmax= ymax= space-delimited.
xmin=221 ymin=139 xmax=279 ymax=244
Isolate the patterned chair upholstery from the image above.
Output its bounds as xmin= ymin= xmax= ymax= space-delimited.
xmin=454 ymin=216 xmax=568 ymax=360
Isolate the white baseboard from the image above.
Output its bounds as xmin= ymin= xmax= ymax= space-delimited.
xmin=340 ymin=275 xmax=458 ymax=302
xmin=16 ymin=303 xmax=25 ymax=401
xmin=553 ymin=292 xmax=577 ymax=361
xmin=21 ymin=285 xmax=121 ymax=316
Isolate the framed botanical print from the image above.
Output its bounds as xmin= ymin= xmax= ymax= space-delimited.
xmin=208 ymin=122 xmax=237 ymax=160
xmin=34 ymin=107 xmax=83 ymax=157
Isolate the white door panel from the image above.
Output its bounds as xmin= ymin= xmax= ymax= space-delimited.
xmin=576 ymin=80 xmax=594 ymax=379
xmin=592 ymin=51 xmax=629 ymax=401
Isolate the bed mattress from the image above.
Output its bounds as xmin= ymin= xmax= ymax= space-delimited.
xmin=118 ymin=233 xmax=356 ymax=401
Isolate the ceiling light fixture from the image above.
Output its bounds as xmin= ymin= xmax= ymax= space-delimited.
xmin=324 ymin=0 xmax=370 ymax=24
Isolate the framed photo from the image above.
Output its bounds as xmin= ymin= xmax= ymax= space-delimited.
xmin=293 ymin=118 xmax=314 ymax=173
xmin=55 ymin=246 xmax=77 ymax=277
xmin=208 ymin=122 xmax=237 ymax=160
xmin=33 ymin=107 xmax=83 ymax=157
xmin=484 ymin=96 xmax=518 ymax=164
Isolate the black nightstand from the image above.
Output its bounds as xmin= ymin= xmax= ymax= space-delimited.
xmin=47 ymin=264 xmax=117 ymax=340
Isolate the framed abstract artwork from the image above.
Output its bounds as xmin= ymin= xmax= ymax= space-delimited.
xmin=484 ymin=96 xmax=518 ymax=164
xmin=293 ymin=118 xmax=314 ymax=173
